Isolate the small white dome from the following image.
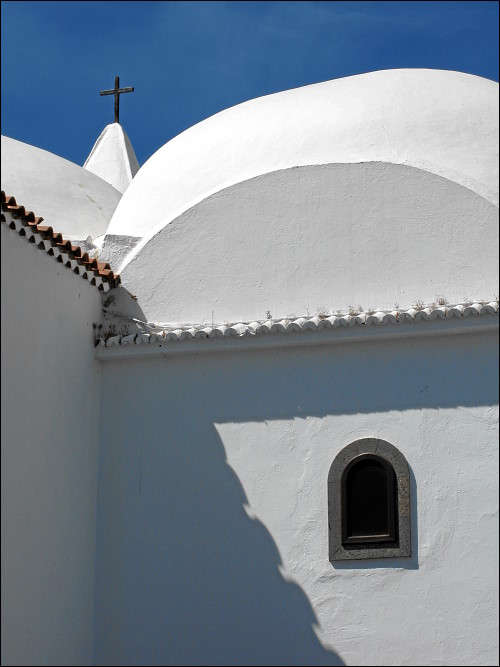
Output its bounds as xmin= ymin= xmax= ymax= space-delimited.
xmin=107 ymin=69 xmax=499 ymax=243
xmin=1 ymin=136 xmax=122 ymax=242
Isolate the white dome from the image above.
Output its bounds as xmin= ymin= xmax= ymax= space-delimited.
xmin=108 ymin=68 xmax=498 ymax=245
xmin=1 ymin=136 xmax=121 ymax=243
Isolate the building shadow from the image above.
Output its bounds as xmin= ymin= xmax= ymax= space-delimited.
xmin=95 ymin=403 xmax=344 ymax=665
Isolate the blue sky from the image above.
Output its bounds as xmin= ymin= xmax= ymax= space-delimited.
xmin=1 ymin=1 xmax=498 ymax=167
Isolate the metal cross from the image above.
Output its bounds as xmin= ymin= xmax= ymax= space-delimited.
xmin=100 ymin=76 xmax=134 ymax=124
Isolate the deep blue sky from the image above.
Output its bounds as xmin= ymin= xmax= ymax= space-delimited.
xmin=1 ymin=1 xmax=498 ymax=167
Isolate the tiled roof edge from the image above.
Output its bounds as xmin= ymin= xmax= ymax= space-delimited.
xmin=1 ymin=191 xmax=121 ymax=292
xmin=99 ymin=300 xmax=499 ymax=347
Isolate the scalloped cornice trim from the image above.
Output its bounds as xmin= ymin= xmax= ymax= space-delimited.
xmin=99 ymin=301 xmax=499 ymax=348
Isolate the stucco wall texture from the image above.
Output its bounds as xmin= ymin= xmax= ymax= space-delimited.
xmin=1 ymin=224 xmax=103 ymax=666
xmin=96 ymin=329 xmax=499 ymax=666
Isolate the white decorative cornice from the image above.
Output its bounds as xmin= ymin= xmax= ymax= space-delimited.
xmin=97 ymin=300 xmax=498 ymax=352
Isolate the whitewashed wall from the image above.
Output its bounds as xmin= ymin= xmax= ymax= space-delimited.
xmin=95 ymin=326 xmax=499 ymax=666
xmin=1 ymin=224 xmax=103 ymax=666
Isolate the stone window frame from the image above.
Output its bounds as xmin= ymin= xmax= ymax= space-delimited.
xmin=328 ymin=438 xmax=411 ymax=561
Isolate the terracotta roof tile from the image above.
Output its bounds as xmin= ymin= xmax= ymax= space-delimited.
xmin=1 ymin=191 xmax=120 ymax=292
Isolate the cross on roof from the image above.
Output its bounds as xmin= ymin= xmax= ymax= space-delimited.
xmin=100 ymin=76 xmax=134 ymax=124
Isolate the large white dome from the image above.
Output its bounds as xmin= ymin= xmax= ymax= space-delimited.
xmin=108 ymin=68 xmax=498 ymax=247
xmin=112 ymin=69 xmax=498 ymax=325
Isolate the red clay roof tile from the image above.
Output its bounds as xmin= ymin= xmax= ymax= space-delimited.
xmin=1 ymin=191 xmax=121 ymax=291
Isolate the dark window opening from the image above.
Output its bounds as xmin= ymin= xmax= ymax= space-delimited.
xmin=342 ymin=455 xmax=397 ymax=547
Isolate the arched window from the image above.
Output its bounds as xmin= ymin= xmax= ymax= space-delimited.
xmin=342 ymin=454 xmax=397 ymax=545
xmin=328 ymin=438 xmax=411 ymax=561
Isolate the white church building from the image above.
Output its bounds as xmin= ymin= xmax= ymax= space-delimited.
xmin=1 ymin=69 xmax=499 ymax=666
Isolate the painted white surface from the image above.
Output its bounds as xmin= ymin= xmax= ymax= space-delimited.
xmin=84 ymin=123 xmax=140 ymax=195
xmin=1 ymin=224 xmax=103 ymax=666
xmin=96 ymin=329 xmax=499 ymax=666
xmin=119 ymin=162 xmax=499 ymax=325
xmin=107 ymin=69 xmax=499 ymax=241
xmin=1 ymin=135 xmax=121 ymax=242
